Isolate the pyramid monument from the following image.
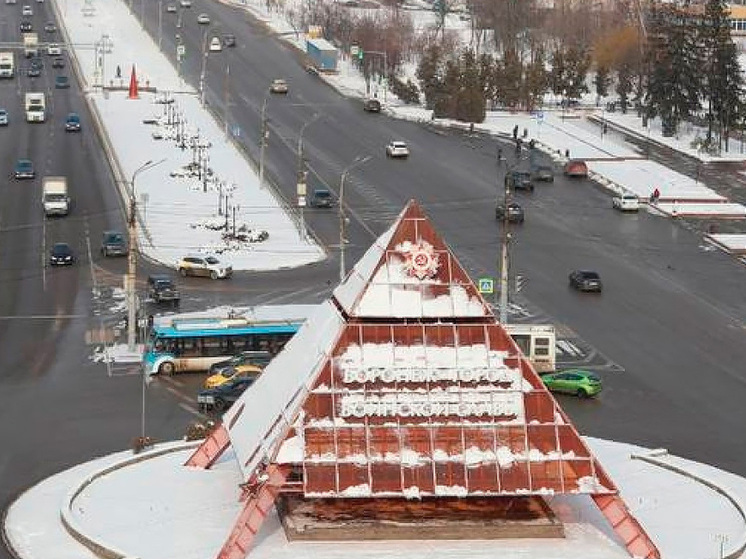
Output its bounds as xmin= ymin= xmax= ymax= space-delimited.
xmin=186 ymin=201 xmax=660 ymax=559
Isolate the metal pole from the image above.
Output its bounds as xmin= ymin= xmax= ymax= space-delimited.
xmin=127 ymin=159 xmax=166 ymax=351
xmin=259 ymin=94 xmax=268 ymax=190
xmin=224 ymin=61 xmax=230 ymax=140
xmin=199 ymin=27 xmax=209 ymax=105
xmin=158 ymin=0 xmax=163 ymax=50
xmin=338 ymin=155 xmax=370 ymax=282
xmin=297 ymin=115 xmax=319 ymax=239
xmin=498 ymin=176 xmax=510 ymax=324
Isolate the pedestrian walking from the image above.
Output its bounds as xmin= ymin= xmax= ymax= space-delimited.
xmin=116 ymin=65 xmax=122 ymax=79
xmin=497 ymin=147 xmax=503 ymax=164
xmin=512 ymin=124 xmax=519 ymax=140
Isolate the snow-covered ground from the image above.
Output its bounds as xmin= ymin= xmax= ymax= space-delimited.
xmin=58 ymin=0 xmax=324 ymax=271
xmin=5 ymin=437 xmax=746 ymax=559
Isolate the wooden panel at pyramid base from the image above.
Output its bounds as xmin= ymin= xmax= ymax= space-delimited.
xmin=277 ymin=495 xmax=564 ymax=541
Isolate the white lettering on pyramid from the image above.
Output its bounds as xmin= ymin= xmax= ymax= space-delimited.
xmin=342 ymin=366 xmax=519 ymax=385
xmin=339 ymin=392 xmax=524 ymax=419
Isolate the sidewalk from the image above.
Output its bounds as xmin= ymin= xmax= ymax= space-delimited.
xmin=4 ymin=437 xmax=746 ymax=559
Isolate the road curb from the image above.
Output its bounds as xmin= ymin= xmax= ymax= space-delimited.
xmin=632 ymin=449 xmax=746 ymax=559
xmin=60 ymin=441 xmax=200 ymax=559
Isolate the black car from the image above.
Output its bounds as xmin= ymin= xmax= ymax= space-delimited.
xmin=19 ymin=21 xmax=32 ymax=32
xmin=309 ymin=188 xmax=334 ymax=208
xmin=532 ymin=165 xmax=554 ymax=182
xmin=505 ymin=170 xmax=534 ymax=192
xmin=569 ymin=270 xmax=602 ymax=293
xmin=100 ymin=230 xmax=128 ymax=257
xmin=495 ymin=202 xmax=525 ymax=223
xmin=363 ymin=98 xmax=381 ymax=112
xmin=44 ymin=22 xmax=57 ymax=33
xmin=52 ymin=57 xmax=65 ymax=68
xmin=222 ymin=33 xmax=236 ymax=47
xmin=147 ymin=274 xmax=181 ymax=304
xmin=65 ymin=112 xmax=81 ymax=132
xmin=55 ymin=75 xmax=70 ymax=89
xmin=208 ymin=350 xmax=273 ymax=375
xmin=27 ymin=65 xmax=41 ymax=78
xmin=49 ymin=242 xmax=74 ymax=266
xmin=197 ymin=377 xmax=255 ymax=412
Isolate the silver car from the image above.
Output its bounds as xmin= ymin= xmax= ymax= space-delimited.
xmin=0 ymin=109 xmax=8 ymax=126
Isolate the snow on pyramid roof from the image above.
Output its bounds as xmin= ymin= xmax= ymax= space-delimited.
xmin=273 ymin=321 xmax=617 ymax=499
xmin=222 ymin=300 xmax=346 ymax=479
xmin=333 ymin=200 xmax=493 ymax=320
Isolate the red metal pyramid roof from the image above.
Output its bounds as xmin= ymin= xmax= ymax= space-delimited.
xmin=333 ymin=200 xmax=494 ymax=320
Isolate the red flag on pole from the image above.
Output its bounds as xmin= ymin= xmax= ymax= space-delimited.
xmin=128 ymin=64 xmax=139 ymax=99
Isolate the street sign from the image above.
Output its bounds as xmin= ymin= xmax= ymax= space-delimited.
xmin=350 ymin=45 xmax=359 ymax=56
xmin=478 ymin=278 xmax=494 ymax=294
xmin=177 ymin=44 xmax=185 ymax=55
xmin=298 ymin=195 xmax=306 ymax=208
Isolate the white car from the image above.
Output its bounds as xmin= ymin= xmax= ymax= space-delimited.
xmin=5 ymin=0 xmax=18 ymax=5
xmin=165 ymin=3 xmax=176 ymax=12
xmin=21 ymin=4 xmax=32 ymax=14
xmin=209 ymin=37 xmax=222 ymax=52
xmin=269 ymin=79 xmax=288 ymax=94
xmin=179 ymin=0 xmax=191 ymax=6
xmin=386 ymin=141 xmax=410 ymax=158
xmin=47 ymin=44 xmax=62 ymax=55
xmin=177 ymin=254 xmax=233 ymax=279
xmin=612 ymin=192 xmax=640 ymax=212
xmin=196 ymin=12 xmax=210 ymax=24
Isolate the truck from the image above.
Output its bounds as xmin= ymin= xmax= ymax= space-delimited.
xmin=0 ymin=52 xmax=14 ymax=78
xmin=42 ymin=176 xmax=70 ymax=217
xmin=504 ymin=324 xmax=556 ymax=374
xmin=25 ymin=92 xmax=45 ymax=122
xmin=23 ymin=33 xmax=38 ymax=58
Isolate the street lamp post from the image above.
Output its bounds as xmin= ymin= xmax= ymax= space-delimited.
xmin=258 ymin=92 xmax=269 ymax=190
xmin=498 ymin=156 xmax=526 ymax=324
xmin=158 ymin=0 xmax=163 ymax=50
xmin=198 ymin=27 xmax=209 ymax=105
xmin=297 ymin=114 xmax=320 ymax=239
xmin=127 ymin=159 xmax=166 ymax=352
xmin=338 ymin=155 xmax=371 ymax=282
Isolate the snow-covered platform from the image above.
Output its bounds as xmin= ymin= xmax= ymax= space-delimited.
xmin=5 ymin=438 xmax=746 ymax=559
xmin=705 ymin=233 xmax=746 ymax=255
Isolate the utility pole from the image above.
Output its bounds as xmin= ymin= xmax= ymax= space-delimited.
xmin=258 ymin=94 xmax=268 ymax=190
xmin=498 ymin=171 xmax=511 ymax=325
xmin=297 ymin=114 xmax=320 ymax=240
xmin=338 ymin=155 xmax=371 ymax=282
xmin=127 ymin=159 xmax=166 ymax=352
xmin=158 ymin=0 xmax=163 ymax=50
xmin=224 ymin=61 xmax=230 ymax=140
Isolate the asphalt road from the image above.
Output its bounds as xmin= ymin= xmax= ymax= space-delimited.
xmin=4 ymin=3 xmax=746 ymax=558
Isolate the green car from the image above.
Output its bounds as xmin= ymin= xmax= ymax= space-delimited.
xmin=541 ymin=369 xmax=602 ymax=398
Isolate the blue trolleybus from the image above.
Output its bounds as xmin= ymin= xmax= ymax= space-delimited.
xmin=143 ymin=306 xmax=314 ymax=376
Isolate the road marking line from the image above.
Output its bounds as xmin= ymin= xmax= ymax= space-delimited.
xmin=178 ymin=402 xmax=207 ymax=418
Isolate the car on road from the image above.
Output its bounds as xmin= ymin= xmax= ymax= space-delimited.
xmin=21 ymin=4 xmax=32 ymax=15
xmin=165 ymin=3 xmax=176 ymax=11
xmin=564 ymin=159 xmax=589 ymax=178
xmin=179 ymin=0 xmax=191 ymax=6
xmin=19 ymin=21 xmax=32 ymax=33
xmin=26 ymin=64 xmax=41 ymax=77
xmin=197 ymin=377 xmax=255 ymax=412
xmin=269 ymin=78 xmax=288 ymax=94
xmin=540 ymin=369 xmax=602 ymax=398
xmin=531 ymin=165 xmax=554 ymax=182
xmin=495 ymin=202 xmax=525 ymax=223
xmin=569 ymin=270 xmax=602 ymax=292
xmin=222 ymin=34 xmax=236 ymax=47
xmin=47 ymin=44 xmax=62 ymax=55
xmin=208 ymin=350 xmax=273 ymax=376
xmin=385 ymin=140 xmax=409 ymax=158
xmin=49 ymin=242 xmax=74 ymax=266
xmin=0 ymin=109 xmax=8 ymax=126
xmin=309 ymin=188 xmax=334 ymax=208
xmin=612 ymin=192 xmax=640 ymax=212
xmin=100 ymin=230 xmax=128 ymax=257
xmin=363 ymin=97 xmax=381 ymax=112
xmin=14 ymin=159 xmax=34 ymax=179
xmin=204 ymin=363 xmax=263 ymax=389
xmin=6 ymin=0 xmax=17 ymax=5
xmin=65 ymin=112 xmax=81 ymax=132
xmin=196 ymin=12 xmax=210 ymax=24
xmin=505 ymin=170 xmax=534 ymax=192
xmin=177 ymin=254 xmax=232 ymax=279
xmin=44 ymin=22 xmax=57 ymax=33
xmin=209 ymin=37 xmax=222 ymax=52
xmin=54 ymin=75 xmax=70 ymax=88
xmin=147 ymin=274 xmax=180 ymax=305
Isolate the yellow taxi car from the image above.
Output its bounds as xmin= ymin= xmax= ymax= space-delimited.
xmin=204 ymin=364 xmax=263 ymax=389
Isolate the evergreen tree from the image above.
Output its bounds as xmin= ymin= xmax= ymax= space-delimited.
xmin=615 ymin=62 xmax=633 ymax=114
xmin=564 ymin=45 xmax=591 ymax=101
xmin=500 ymin=48 xmax=523 ymax=109
xmin=702 ymin=0 xmax=744 ymax=151
xmin=457 ymin=49 xmax=486 ymax=123
xmin=523 ymin=47 xmax=548 ymax=111
xmin=549 ymin=47 xmax=567 ymax=98
xmin=416 ymin=45 xmax=443 ymax=111
xmin=594 ymin=65 xmax=611 ymax=105
xmin=478 ymin=53 xmax=497 ymax=110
